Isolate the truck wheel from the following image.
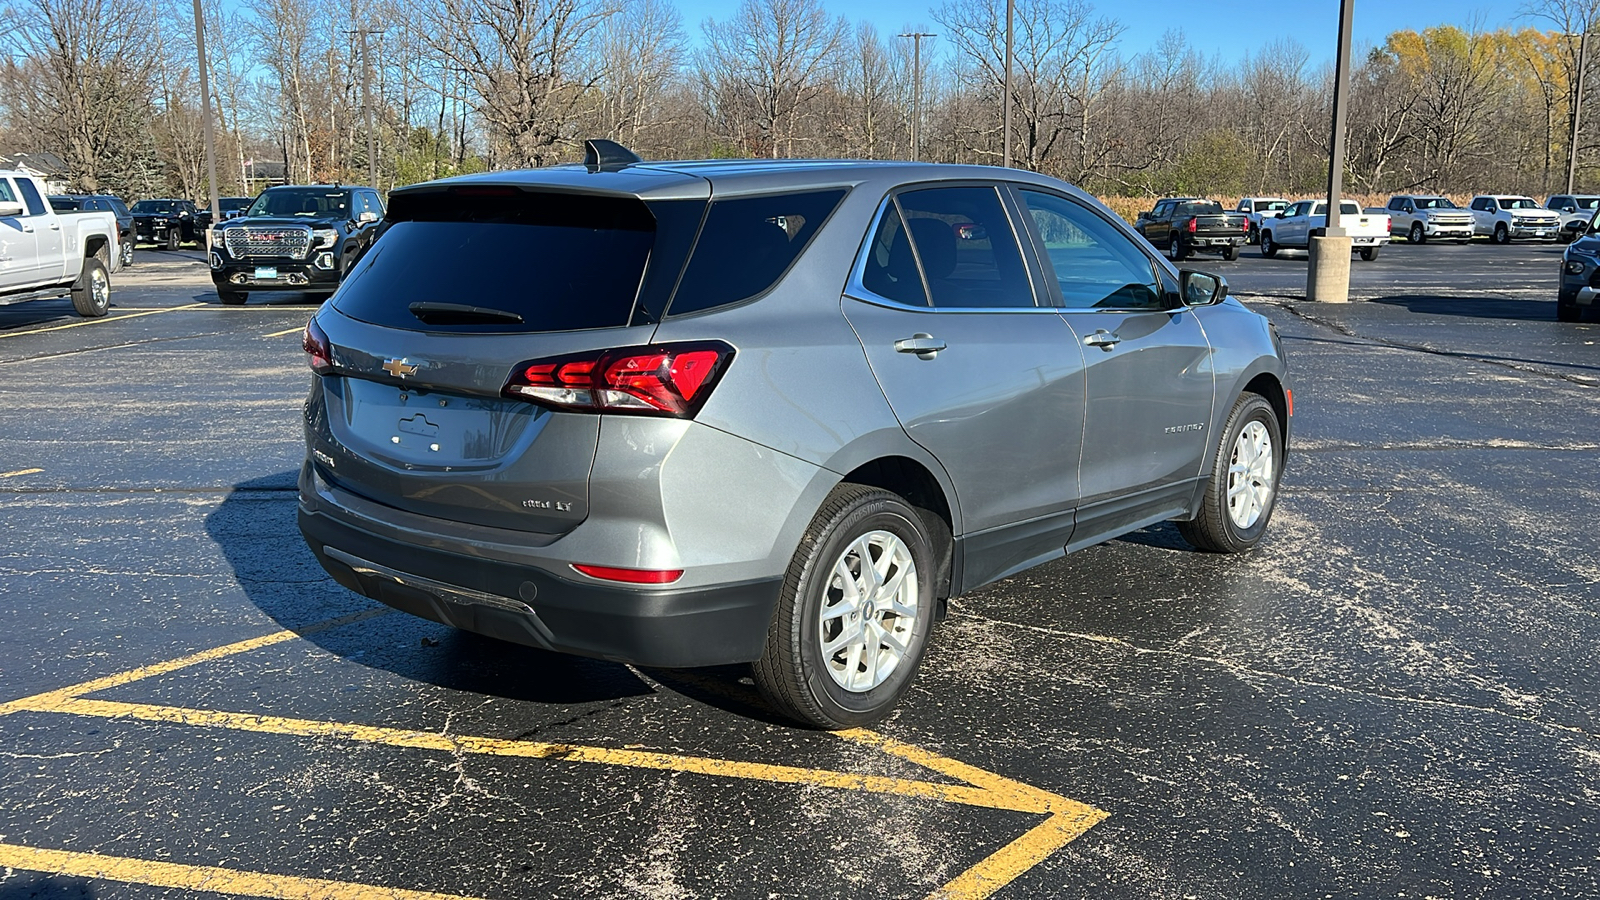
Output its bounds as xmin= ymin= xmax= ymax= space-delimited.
xmin=1409 ymin=223 xmax=1425 ymax=244
xmin=165 ymin=229 xmax=180 ymax=251
xmin=1222 ymin=244 xmax=1240 ymax=261
xmin=1178 ymin=392 xmax=1283 ymax=554
xmin=70 ymin=255 xmax=111 ymax=318
xmin=1260 ymin=231 xmax=1278 ymax=258
xmin=1558 ymin=300 xmax=1581 ymax=322
xmin=1359 ymin=246 xmax=1380 ymax=261
xmin=1247 ymin=224 xmax=1259 ymax=245
xmin=120 ymin=241 xmax=134 ymax=267
xmin=1169 ymin=234 xmax=1188 ymax=261
xmin=752 ymin=484 xmax=938 ymax=729
xmin=1492 ymin=223 xmax=1510 ymax=244
xmin=217 ymin=289 xmax=248 ymax=305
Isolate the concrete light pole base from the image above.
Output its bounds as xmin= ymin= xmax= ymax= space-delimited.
xmin=1306 ymin=235 xmax=1354 ymax=302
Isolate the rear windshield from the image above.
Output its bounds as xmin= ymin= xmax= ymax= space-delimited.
xmin=132 ymin=200 xmax=181 ymax=213
xmin=1176 ymin=201 xmax=1224 ymax=215
xmin=333 ymin=190 xmax=668 ymax=334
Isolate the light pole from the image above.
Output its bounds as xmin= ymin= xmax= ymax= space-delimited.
xmin=192 ymin=0 xmax=220 ymax=239
xmin=1307 ymin=0 xmax=1354 ymax=303
xmin=1568 ymin=29 xmax=1590 ymax=194
xmin=346 ymin=28 xmax=383 ymax=188
xmin=1003 ymin=0 xmax=1014 ymax=168
xmin=898 ymin=32 xmax=935 ymax=161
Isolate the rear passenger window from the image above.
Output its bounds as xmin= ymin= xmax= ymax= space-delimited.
xmin=668 ymin=189 xmax=847 ymax=317
xmin=15 ymin=178 xmax=47 ymax=216
xmin=894 ymin=186 xmax=1035 ymax=309
xmin=860 ymin=204 xmax=928 ymax=307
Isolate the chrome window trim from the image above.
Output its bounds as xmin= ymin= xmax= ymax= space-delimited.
xmin=844 ymin=187 xmax=1059 ymax=315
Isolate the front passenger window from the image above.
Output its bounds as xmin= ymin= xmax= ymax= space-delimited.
xmin=1019 ymin=190 xmax=1163 ymax=310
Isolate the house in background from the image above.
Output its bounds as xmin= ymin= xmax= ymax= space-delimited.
xmin=0 ymin=151 xmax=70 ymax=194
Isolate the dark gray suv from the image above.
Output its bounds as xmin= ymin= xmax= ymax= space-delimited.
xmin=298 ymin=145 xmax=1291 ymax=728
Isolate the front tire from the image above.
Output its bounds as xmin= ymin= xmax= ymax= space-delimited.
xmin=1260 ymin=231 xmax=1277 ymax=258
xmin=217 ymin=288 xmax=248 ymax=305
xmin=164 ymin=229 xmax=180 ymax=251
xmin=1409 ymin=222 xmax=1425 ymax=244
xmin=752 ymin=484 xmax=937 ymax=729
xmin=70 ymin=255 xmax=111 ymax=317
xmin=1247 ymin=224 xmax=1259 ymax=245
xmin=1178 ymin=393 xmax=1283 ymax=554
xmin=1493 ymin=223 xmax=1510 ymax=244
xmin=1558 ymin=300 xmax=1581 ymax=322
xmin=120 ymin=241 xmax=134 ymax=267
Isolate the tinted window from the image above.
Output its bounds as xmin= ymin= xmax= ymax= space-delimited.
xmin=16 ymin=178 xmax=46 ymax=216
xmin=334 ymin=191 xmax=661 ymax=334
xmin=895 ymin=186 xmax=1034 ymax=309
xmin=1176 ymin=201 xmax=1224 ymax=216
xmin=1020 ymin=190 xmax=1163 ymax=311
xmin=49 ymin=196 xmax=83 ymax=211
xmin=669 ymin=189 xmax=845 ymax=317
xmin=859 ymin=204 xmax=929 ymax=307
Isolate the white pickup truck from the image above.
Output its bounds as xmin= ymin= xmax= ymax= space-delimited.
xmin=1258 ymin=199 xmax=1390 ymax=261
xmin=1235 ymin=197 xmax=1290 ymax=244
xmin=1467 ymin=195 xmax=1562 ymax=244
xmin=0 ymin=171 xmax=121 ymax=317
xmin=1367 ymin=195 xmax=1475 ymax=244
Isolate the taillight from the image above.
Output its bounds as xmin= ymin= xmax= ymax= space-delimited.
xmin=503 ymin=342 xmax=734 ymax=418
xmin=1241 ymin=218 xmax=1250 ymax=233
xmin=303 ymin=318 xmax=333 ymax=375
xmin=1186 ymin=217 xmax=1198 ymax=233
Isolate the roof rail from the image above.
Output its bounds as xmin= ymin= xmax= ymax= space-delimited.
xmin=584 ymin=139 xmax=642 ymax=173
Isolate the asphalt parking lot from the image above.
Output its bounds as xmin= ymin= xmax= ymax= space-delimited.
xmin=0 ymin=240 xmax=1596 ymax=899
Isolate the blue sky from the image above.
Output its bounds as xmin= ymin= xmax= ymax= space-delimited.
xmin=672 ymin=0 xmax=1526 ymax=61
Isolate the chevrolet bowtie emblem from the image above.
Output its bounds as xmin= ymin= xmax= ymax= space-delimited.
xmin=382 ymin=358 xmax=419 ymax=378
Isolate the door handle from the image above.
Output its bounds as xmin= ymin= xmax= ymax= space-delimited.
xmin=894 ymin=333 xmax=946 ymax=359
xmin=1084 ymin=330 xmax=1121 ymax=350
xmin=49 ymin=223 xmax=61 ymax=231
xmin=21 ymin=224 xmax=34 ymax=233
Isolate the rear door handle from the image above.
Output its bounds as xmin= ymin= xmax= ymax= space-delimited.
xmin=21 ymin=224 xmax=34 ymax=233
xmin=49 ymin=223 xmax=60 ymax=231
xmin=894 ymin=333 xmax=946 ymax=359
xmin=1084 ymin=330 xmax=1121 ymax=350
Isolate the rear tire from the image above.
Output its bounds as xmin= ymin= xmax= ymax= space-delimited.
xmin=217 ymin=289 xmax=248 ymax=305
xmin=1409 ymin=222 xmax=1425 ymax=244
xmin=1178 ymin=393 xmax=1283 ymax=554
xmin=1169 ymin=234 xmax=1188 ymax=261
xmin=70 ymin=255 xmax=111 ymax=317
xmin=1222 ymin=244 xmax=1240 ymax=261
xmin=752 ymin=484 xmax=937 ymax=730
xmin=1260 ymin=231 xmax=1277 ymax=258
xmin=1359 ymin=246 xmax=1380 ymax=261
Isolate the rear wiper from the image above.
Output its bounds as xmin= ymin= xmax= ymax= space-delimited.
xmin=408 ymin=302 xmax=524 ymax=324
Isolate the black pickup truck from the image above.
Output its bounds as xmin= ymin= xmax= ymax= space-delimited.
xmin=208 ymin=184 xmax=385 ymax=304
xmin=1134 ymin=198 xmax=1249 ymax=261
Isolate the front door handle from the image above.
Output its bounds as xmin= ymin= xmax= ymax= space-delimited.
xmin=894 ymin=333 xmax=946 ymax=359
xmin=21 ymin=224 xmax=34 ymax=233
xmin=1084 ymin=330 xmax=1122 ymax=350
xmin=49 ymin=223 xmax=60 ymax=231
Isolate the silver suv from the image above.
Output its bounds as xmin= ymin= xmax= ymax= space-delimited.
xmin=297 ymin=145 xmax=1291 ymax=728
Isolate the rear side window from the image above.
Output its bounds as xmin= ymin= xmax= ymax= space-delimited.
xmin=333 ymin=189 xmax=670 ymax=334
xmin=16 ymin=178 xmax=47 ymax=216
xmin=894 ymin=186 xmax=1035 ymax=309
xmin=668 ymin=189 xmax=846 ymax=317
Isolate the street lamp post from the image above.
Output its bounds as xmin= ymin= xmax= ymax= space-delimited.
xmin=192 ymin=0 xmax=220 ymax=239
xmin=1307 ymin=0 xmax=1355 ymax=303
xmin=1003 ymin=0 xmax=1014 ymax=168
xmin=898 ymin=32 xmax=935 ymax=162
xmin=1568 ymin=29 xmax=1590 ymax=194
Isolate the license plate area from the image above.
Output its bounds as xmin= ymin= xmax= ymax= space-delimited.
xmin=254 ymin=266 xmax=279 ymax=280
xmin=336 ymin=379 xmax=542 ymax=468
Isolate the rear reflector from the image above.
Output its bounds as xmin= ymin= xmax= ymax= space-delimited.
xmin=571 ymin=564 xmax=684 ymax=584
xmin=503 ymin=341 xmax=734 ymax=418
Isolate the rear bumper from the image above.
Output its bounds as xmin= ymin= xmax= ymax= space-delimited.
xmin=298 ymin=464 xmax=782 ymax=668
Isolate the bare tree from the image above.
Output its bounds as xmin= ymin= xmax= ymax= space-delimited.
xmin=697 ymin=0 xmax=847 ymax=158
xmin=593 ymin=0 xmax=688 ymax=154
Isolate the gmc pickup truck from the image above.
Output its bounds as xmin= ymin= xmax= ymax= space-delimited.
xmin=1 ymin=171 xmax=121 ymax=317
xmin=1259 ymin=200 xmax=1390 ymax=261
xmin=1134 ymin=198 xmax=1248 ymax=260
xmin=1367 ymin=195 xmax=1474 ymax=244
xmin=1235 ymin=197 xmax=1289 ymax=244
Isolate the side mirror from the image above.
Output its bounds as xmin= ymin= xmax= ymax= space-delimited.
xmin=1179 ymin=269 xmax=1227 ymax=307
xmin=0 ymin=201 xmax=24 ymax=217
xmin=1401 ymin=204 xmax=1414 ymax=213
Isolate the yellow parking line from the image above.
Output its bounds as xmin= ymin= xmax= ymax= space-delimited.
xmin=0 ymin=608 xmax=386 ymax=717
xmin=0 ymin=467 xmax=43 ymax=478
xmin=2 ymin=607 xmax=1107 ymax=900
xmin=0 ymin=303 xmax=205 ymax=339
xmin=0 ymin=842 xmax=480 ymax=900
xmin=264 ymin=325 xmax=306 ymax=338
